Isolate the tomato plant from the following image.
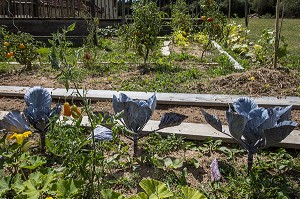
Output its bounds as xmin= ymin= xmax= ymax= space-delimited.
xmin=0 ymin=26 xmax=42 ymax=69
xmin=119 ymin=0 xmax=162 ymax=66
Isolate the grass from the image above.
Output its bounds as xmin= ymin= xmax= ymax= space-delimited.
xmin=232 ymin=18 xmax=300 ymax=53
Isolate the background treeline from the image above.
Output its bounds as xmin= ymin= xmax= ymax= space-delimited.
xmin=219 ymin=0 xmax=300 ymax=18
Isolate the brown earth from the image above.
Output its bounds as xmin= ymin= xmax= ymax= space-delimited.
xmin=0 ymin=67 xmax=300 ymax=128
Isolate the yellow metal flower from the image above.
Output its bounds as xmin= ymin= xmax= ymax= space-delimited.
xmin=7 ymin=131 xmax=32 ymax=145
xmin=23 ymin=131 xmax=32 ymax=138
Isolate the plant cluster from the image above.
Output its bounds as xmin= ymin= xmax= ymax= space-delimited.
xmin=119 ymin=0 xmax=163 ymax=65
xmin=224 ymin=23 xmax=288 ymax=66
xmin=0 ymin=26 xmax=42 ymax=70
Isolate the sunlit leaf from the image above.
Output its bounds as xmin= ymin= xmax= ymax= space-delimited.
xmin=101 ymin=189 xmax=125 ymax=199
xmin=181 ymin=186 xmax=207 ymax=199
xmin=139 ymin=178 xmax=173 ymax=199
xmin=55 ymin=179 xmax=84 ymax=199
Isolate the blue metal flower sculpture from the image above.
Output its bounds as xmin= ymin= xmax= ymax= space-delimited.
xmin=24 ymin=86 xmax=61 ymax=132
xmin=201 ymin=97 xmax=297 ymax=173
xmin=89 ymin=125 xmax=113 ymax=142
xmin=113 ymin=92 xmax=157 ymax=133
xmin=113 ymin=92 xmax=157 ymax=154
xmin=23 ymin=86 xmax=61 ymax=152
xmin=0 ymin=110 xmax=30 ymax=133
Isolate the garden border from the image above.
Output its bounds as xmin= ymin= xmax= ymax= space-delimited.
xmin=0 ymin=86 xmax=300 ymax=108
xmin=0 ymin=111 xmax=299 ymax=149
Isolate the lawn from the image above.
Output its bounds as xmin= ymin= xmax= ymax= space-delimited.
xmin=232 ymin=18 xmax=300 ymax=53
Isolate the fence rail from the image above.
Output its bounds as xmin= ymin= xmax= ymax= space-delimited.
xmin=0 ymin=0 xmax=203 ymax=20
xmin=0 ymin=0 xmax=119 ymax=19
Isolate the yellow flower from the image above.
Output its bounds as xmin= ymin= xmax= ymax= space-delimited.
xmin=7 ymin=131 xmax=32 ymax=145
xmin=248 ymin=76 xmax=255 ymax=81
xmin=45 ymin=197 xmax=54 ymax=199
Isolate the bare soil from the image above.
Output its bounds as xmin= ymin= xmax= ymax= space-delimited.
xmin=0 ymin=67 xmax=300 ymax=129
xmin=1 ymin=66 xmax=299 ymax=197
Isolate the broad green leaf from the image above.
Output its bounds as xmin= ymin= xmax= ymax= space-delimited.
xmin=164 ymin=158 xmax=183 ymax=169
xmin=190 ymin=158 xmax=200 ymax=169
xmin=56 ymin=179 xmax=84 ymax=198
xmin=139 ymin=178 xmax=173 ymax=199
xmin=172 ymin=158 xmax=184 ymax=169
xmin=127 ymin=192 xmax=148 ymax=199
xmin=101 ymin=189 xmax=125 ymax=199
xmin=21 ymin=140 xmax=35 ymax=152
xmin=35 ymin=47 xmax=50 ymax=54
xmin=181 ymin=186 xmax=207 ymax=199
xmin=19 ymin=155 xmax=46 ymax=170
xmin=67 ymin=22 xmax=76 ymax=31
xmin=0 ymin=176 xmax=10 ymax=196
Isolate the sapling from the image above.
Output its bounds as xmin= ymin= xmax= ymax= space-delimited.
xmin=113 ymin=92 xmax=187 ymax=155
xmin=201 ymin=97 xmax=297 ymax=173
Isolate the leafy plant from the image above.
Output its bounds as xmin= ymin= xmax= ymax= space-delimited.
xmin=171 ymin=0 xmax=193 ymax=33
xmin=201 ymin=97 xmax=297 ymax=173
xmin=119 ymin=0 xmax=162 ymax=65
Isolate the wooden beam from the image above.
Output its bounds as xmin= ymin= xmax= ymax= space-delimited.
xmin=0 ymin=111 xmax=299 ymax=149
xmin=0 ymin=86 xmax=300 ymax=109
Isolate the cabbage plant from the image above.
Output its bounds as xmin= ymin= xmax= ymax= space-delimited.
xmin=201 ymin=97 xmax=297 ymax=173
xmin=113 ymin=93 xmax=187 ymax=155
xmin=24 ymin=86 xmax=61 ymax=152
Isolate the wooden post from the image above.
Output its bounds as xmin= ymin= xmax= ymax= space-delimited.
xmin=245 ymin=0 xmax=249 ymax=28
xmin=34 ymin=0 xmax=39 ymax=18
xmin=228 ymin=0 xmax=231 ymax=19
xmin=274 ymin=0 xmax=281 ymax=68
xmin=90 ymin=0 xmax=98 ymax=46
xmin=122 ymin=0 xmax=125 ymax=24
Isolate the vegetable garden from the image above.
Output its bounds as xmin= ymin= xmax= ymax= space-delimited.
xmin=1 ymin=0 xmax=300 ymax=198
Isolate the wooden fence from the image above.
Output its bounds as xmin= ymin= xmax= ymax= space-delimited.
xmin=0 ymin=0 xmax=204 ymax=20
xmin=0 ymin=0 xmax=119 ymax=19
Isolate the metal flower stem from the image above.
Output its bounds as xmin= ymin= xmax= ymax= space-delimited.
xmin=133 ymin=133 xmax=139 ymax=156
xmin=247 ymin=152 xmax=254 ymax=175
xmin=40 ymin=131 xmax=46 ymax=154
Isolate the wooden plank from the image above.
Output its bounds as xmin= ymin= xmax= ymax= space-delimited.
xmin=0 ymin=86 xmax=300 ymax=109
xmin=0 ymin=111 xmax=299 ymax=149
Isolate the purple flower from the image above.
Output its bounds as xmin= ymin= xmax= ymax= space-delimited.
xmin=210 ymin=158 xmax=221 ymax=182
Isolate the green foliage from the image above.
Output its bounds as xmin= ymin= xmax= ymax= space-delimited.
xmin=181 ymin=186 xmax=207 ymax=199
xmin=0 ymin=26 xmax=42 ymax=70
xmin=171 ymin=0 xmax=193 ymax=33
xmin=119 ymin=0 xmax=162 ymax=65
xmin=134 ymin=178 xmax=174 ymax=199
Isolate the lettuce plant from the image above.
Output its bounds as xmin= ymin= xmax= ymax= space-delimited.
xmin=24 ymin=86 xmax=61 ymax=152
xmin=113 ymin=93 xmax=187 ymax=155
xmin=201 ymin=97 xmax=297 ymax=173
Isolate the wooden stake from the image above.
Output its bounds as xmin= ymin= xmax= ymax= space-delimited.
xmin=274 ymin=0 xmax=281 ymax=68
